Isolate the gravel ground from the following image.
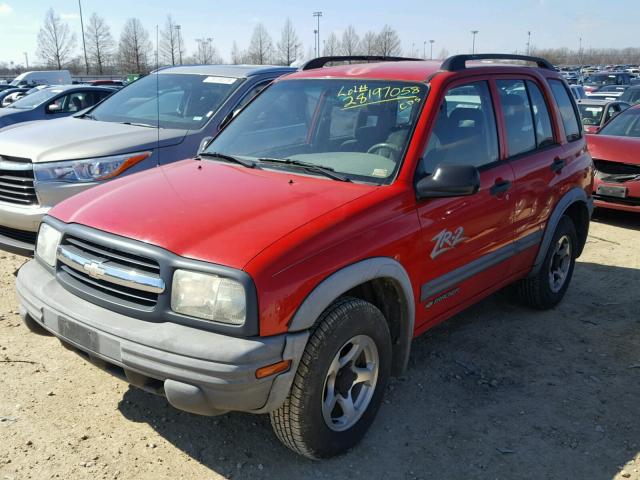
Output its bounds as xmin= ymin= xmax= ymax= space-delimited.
xmin=1 ymin=209 xmax=639 ymax=480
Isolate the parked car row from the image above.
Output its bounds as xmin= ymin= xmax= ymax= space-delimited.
xmin=0 ymin=55 xmax=635 ymax=459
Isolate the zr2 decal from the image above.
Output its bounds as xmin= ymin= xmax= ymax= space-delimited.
xmin=430 ymin=227 xmax=467 ymax=259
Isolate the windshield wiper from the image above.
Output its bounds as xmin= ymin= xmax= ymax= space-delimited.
xmin=258 ymin=157 xmax=351 ymax=182
xmin=198 ymin=152 xmax=260 ymax=169
xmin=80 ymin=112 xmax=96 ymax=120
xmin=121 ymin=121 xmax=157 ymax=128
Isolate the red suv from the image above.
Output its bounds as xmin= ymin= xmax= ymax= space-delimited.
xmin=16 ymin=54 xmax=593 ymax=458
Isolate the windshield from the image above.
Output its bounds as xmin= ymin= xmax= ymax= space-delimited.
xmin=584 ymin=74 xmax=618 ymax=86
xmin=89 ymin=73 xmax=239 ymax=129
xmin=8 ymin=88 xmax=62 ymax=109
xmin=599 ymin=109 xmax=640 ymax=137
xmin=578 ymin=104 xmax=604 ymax=125
xmin=205 ymin=79 xmax=427 ymax=183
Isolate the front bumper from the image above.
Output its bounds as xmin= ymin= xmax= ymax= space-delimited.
xmin=16 ymin=259 xmax=308 ymax=415
xmin=593 ymin=178 xmax=640 ymax=213
xmin=0 ymin=202 xmax=49 ymax=255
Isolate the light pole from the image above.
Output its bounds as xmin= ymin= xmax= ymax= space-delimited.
xmin=313 ymin=29 xmax=318 ymax=57
xmin=78 ymin=0 xmax=89 ymax=74
xmin=526 ymin=31 xmax=531 ymax=55
xmin=175 ymin=25 xmax=182 ymax=65
xmin=23 ymin=52 xmax=28 ymax=69
xmin=313 ymin=12 xmax=322 ymax=58
xmin=471 ymin=30 xmax=479 ymax=54
xmin=430 ymin=39 xmax=435 ymax=60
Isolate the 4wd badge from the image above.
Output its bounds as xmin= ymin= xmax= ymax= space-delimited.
xmin=430 ymin=227 xmax=467 ymax=259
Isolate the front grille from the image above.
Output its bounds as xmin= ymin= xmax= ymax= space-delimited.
xmin=57 ymin=235 xmax=163 ymax=309
xmin=0 ymin=225 xmax=37 ymax=245
xmin=0 ymin=155 xmax=38 ymax=206
xmin=594 ymin=159 xmax=640 ymax=184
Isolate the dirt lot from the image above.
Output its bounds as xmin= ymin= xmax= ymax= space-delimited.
xmin=1 ymin=209 xmax=639 ymax=480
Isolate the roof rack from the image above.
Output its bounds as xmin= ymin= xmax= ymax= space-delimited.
xmin=441 ymin=54 xmax=555 ymax=71
xmin=301 ymin=55 xmax=422 ymax=71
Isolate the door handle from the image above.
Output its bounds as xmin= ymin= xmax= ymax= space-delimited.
xmin=490 ymin=179 xmax=512 ymax=196
xmin=551 ymin=157 xmax=566 ymax=173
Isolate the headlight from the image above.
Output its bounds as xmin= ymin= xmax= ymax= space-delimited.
xmin=171 ymin=270 xmax=246 ymax=325
xmin=35 ymin=223 xmax=62 ymax=267
xmin=33 ymin=151 xmax=151 ymax=183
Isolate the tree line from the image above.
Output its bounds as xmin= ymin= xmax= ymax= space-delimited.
xmin=23 ymin=8 xmax=412 ymax=75
xmin=2 ymin=8 xmax=639 ymax=76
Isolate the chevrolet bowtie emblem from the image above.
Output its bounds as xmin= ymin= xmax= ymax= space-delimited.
xmin=83 ymin=262 xmax=106 ymax=279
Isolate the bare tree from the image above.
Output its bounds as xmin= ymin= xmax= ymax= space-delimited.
xmin=276 ymin=18 xmax=301 ymax=66
xmin=247 ymin=23 xmax=273 ymax=64
xmin=340 ymin=25 xmax=361 ymax=56
xmin=230 ymin=41 xmax=245 ymax=64
xmin=323 ymin=32 xmax=340 ymax=56
xmin=375 ymin=25 xmax=402 ymax=56
xmin=437 ymin=48 xmax=449 ymax=60
xmin=36 ymin=8 xmax=77 ymax=69
xmin=85 ymin=13 xmax=114 ymax=74
xmin=160 ymin=15 xmax=184 ymax=66
xmin=118 ymin=18 xmax=152 ymax=74
xmin=361 ymin=31 xmax=377 ymax=56
xmin=194 ymin=38 xmax=222 ymax=64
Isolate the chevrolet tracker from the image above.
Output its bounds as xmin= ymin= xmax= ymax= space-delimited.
xmin=16 ymin=54 xmax=594 ymax=459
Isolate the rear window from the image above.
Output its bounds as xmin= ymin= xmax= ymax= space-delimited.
xmin=549 ymin=80 xmax=581 ymax=142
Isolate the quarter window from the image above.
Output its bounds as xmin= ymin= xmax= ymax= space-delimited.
xmin=421 ymin=81 xmax=499 ymax=175
xmin=549 ymin=79 xmax=582 ymax=142
xmin=526 ymin=81 xmax=555 ymax=148
xmin=496 ymin=80 xmax=536 ymax=156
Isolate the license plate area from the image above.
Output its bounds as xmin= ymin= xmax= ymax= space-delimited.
xmin=58 ymin=316 xmax=99 ymax=352
xmin=597 ymin=185 xmax=627 ymax=198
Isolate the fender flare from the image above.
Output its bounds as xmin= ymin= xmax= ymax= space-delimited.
xmin=530 ymin=187 xmax=593 ymax=276
xmin=288 ymin=257 xmax=415 ymax=374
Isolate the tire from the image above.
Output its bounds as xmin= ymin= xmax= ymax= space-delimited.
xmin=516 ymin=215 xmax=578 ymax=309
xmin=270 ymin=296 xmax=392 ymax=459
xmin=21 ymin=313 xmax=52 ymax=336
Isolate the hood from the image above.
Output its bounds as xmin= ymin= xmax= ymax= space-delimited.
xmin=587 ymin=134 xmax=640 ymax=165
xmin=50 ymin=160 xmax=377 ymax=269
xmin=0 ymin=116 xmax=187 ymax=162
xmin=0 ymin=107 xmax=28 ymax=126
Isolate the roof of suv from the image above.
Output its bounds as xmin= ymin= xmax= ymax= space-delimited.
xmin=155 ymin=64 xmax=296 ymax=78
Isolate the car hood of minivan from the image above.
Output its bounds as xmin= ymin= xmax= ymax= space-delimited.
xmin=0 ymin=116 xmax=187 ymax=162
xmin=50 ymin=159 xmax=377 ymax=269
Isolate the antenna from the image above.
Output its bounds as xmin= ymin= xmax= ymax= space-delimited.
xmin=156 ymin=25 xmax=160 ymax=165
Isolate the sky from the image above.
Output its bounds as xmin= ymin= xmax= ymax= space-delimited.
xmin=0 ymin=0 xmax=638 ymax=67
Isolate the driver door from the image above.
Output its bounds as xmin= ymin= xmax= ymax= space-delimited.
xmin=415 ymin=79 xmax=515 ymax=329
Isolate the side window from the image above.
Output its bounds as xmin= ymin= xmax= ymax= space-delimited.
xmin=236 ymin=81 xmax=272 ymax=110
xmin=549 ymin=79 xmax=582 ymax=142
xmin=61 ymin=92 xmax=91 ymax=113
xmin=526 ymin=81 xmax=555 ymax=148
xmin=46 ymin=95 xmax=66 ymax=113
xmin=421 ymin=81 xmax=499 ymax=175
xmin=496 ymin=79 xmax=536 ymax=156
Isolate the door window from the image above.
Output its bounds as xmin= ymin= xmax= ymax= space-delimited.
xmin=421 ymin=81 xmax=499 ymax=175
xmin=526 ymin=81 xmax=555 ymax=147
xmin=549 ymin=80 xmax=582 ymax=142
xmin=496 ymin=80 xmax=536 ymax=156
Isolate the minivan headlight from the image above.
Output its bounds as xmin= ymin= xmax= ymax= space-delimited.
xmin=171 ymin=270 xmax=246 ymax=325
xmin=33 ymin=151 xmax=151 ymax=183
xmin=36 ymin=223 xmax=62 ymax=267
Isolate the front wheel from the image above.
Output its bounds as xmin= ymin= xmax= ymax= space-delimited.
xmin=515 ymin=215 xmax=578 ymax=309
xmin=270 ymin=297 xmax=392 ymax=459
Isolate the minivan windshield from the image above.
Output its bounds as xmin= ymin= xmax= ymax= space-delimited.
xmin=8 ymin=88 xmax=62 ymax=109
xmin=88 ymin=73 xmax=239 ymax=130
xmin=205 ymin=79 xmax=427 ymax=183
xmin=584 ymin=74 xmax=618 ymax=87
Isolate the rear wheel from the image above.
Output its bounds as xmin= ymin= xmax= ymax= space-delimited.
xmin=516 ymin=215 xmax=577 ymax=309
xmin=270 ymin=297 xmax=391 ymax=459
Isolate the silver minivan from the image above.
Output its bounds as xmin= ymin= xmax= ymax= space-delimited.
xmin=0 ymin=64 xmax=295 ymax=255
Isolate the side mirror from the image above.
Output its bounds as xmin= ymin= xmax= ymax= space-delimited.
xmin=416 ymin=164 xmax=480 ymax=199
xmin=46 ymin=103 xmax=62 ymax=113
xmin=197 ymin=136 xmax=213 ymax=155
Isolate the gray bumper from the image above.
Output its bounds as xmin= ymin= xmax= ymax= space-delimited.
xmin=0 ymin=202 xmax=48 ymax=255
xmin=16 ymin=259 xmax=308 ymax=415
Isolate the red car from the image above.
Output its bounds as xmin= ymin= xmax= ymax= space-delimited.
xmin=588 ymin=105 xmax=640 ymax=212
xmin=16 ymin=54 xmax=593 ymax=458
